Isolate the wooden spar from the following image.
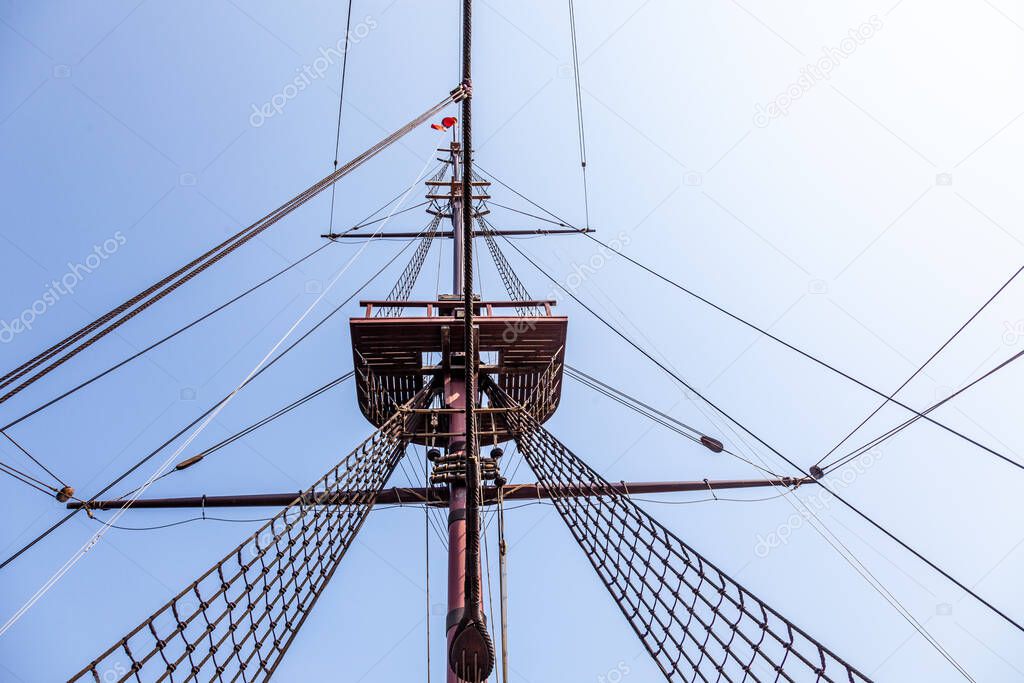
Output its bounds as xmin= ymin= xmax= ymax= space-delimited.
xmin=321 ymin=228 xmax=595 ymax=238
xmin=69 ymin=477 xmax=814 ymax=510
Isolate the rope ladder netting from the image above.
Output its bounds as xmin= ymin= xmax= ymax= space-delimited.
xmin=69 ymin=388 xmax=431 ymax=683
xmin=488 ymin=382 xmax=871 ymax=683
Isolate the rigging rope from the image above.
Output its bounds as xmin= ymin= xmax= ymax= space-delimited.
xmin=563 ymin=365 xmax=781 ymax=478
xmin=0 ymin=460 xmax=59 ymax=498
xmin=823 ymin=346 xmax=1024 ymax=475
xmin=500 ymin=232 xmax=1023 ymax=646
xmin=67 ymin=390 xmax=429 ymax=682
xmin=489 ymin=384 xmax=873 ymax=683
xmin=327 ymin=0 xmax=355 ymax=233
xmin=567 ymin=0 xmax=591 ymax=230
xmin=0 ymin=197 xmax=434 ymax=573
xmin=2 ymin=241 xmax=335 ymax=432
xmin=116 ymin=372 xmax=356 ymax=501
xmin=378 ymin=203 xmax=445 ymax=317
xmin=477 ymin=167 xmax=1024 ymax=480
xmin=476 ymin=216 xmax=539 ymax=315
xmin=814 ymin=261 xmax=1024 ymax=468
xmin=497 ymin=483 xmax=509 ymax=683
xmin=0 ymin=87 xmax=467 ymax=406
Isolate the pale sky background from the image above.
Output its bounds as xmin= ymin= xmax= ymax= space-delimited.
xmin=2 ymin=1 xmax=1024 ymax=681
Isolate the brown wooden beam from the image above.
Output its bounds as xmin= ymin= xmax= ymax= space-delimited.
xmin=322 ymin=228 xmax=594 ymax=239
xmin=69 ymin=477 xmax=813 ymax=511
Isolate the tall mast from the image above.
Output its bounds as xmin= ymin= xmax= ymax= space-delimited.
xmin=446 ymin=0 xmax=495 ymax=679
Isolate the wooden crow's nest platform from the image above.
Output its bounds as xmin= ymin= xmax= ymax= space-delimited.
xmin=350 ymin=298 xmax=566 ymax=445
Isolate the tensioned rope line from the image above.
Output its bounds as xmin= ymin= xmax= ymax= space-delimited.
xmin=1 ymin=241 xmax=335 ymax=433
xmin=0 ymin=460 xmax=59 ymax=498
xmin=488 ymin=384 xmax=874 ymax=683
xmin=327 ymin=0 xmax=355 ymax=234
xmin=114 ymin=372 xmax=356 ymax=501
xmin=68 ymin=390 xmax=429 ymax=682
xmin=500 ymin=232 xmax=1024 ymax=642
xmin=567 ymin=0 xmax=591 ymax=230
xmin=0 ymin=429 xmax=66 ymax=491
xmin=815 ymin=261 xmax=1024 ymax=468
xmin=563 ymin=365 xmax=782 ymax=478
xmin=475 ymin=215 xmax=539 ymax=316
xmin=0 ymin=208 xmax=434 ymax=573
xmin=477 ymin=166 xmax=1024 ymax=477
xmin=496 ymin=371 xmax=972 ymax=681
xmin=824 ymin=345 xmax=1024 ymax=475
xmin=0 ymin=87 xmax=467 ymax=406
xmin=0 ymin=143 xmax=446 ymax=636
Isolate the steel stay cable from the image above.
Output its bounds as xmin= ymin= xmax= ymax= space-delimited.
xmin=0 ymin=212 xmax=431 ymax=573
xmin=0 ymin=89 xmax=465 ymax=405
xmin=502 ymin=232 xmax=1024 ymax=646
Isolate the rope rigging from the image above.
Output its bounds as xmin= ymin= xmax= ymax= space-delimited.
xmin=0 ymin=220 xmax=432 ymax=573
xmin=476 ymin=215 xmax=540 ymax=315
xmin=814 ymin=260 xmax=1024 ymax=469
xmin=0 ymin=87 xmax=467 ymax=406
xmin=822 ymin=344 xmax=1024 ymax=475
xmin=488 ymin=383 xmax=873 ymax=682
xmin=377 ymin=215 xmax=444 ymax=316
xmin=477 ymin=166 xmax=1024 ymax=479
xmin=497 ymin=230 xmax=1024 ymax=643
xmin=114 ymin=372 xmax=356 ymax=501
xmin=67 ymin=390 xmax=430 ymax=682
xmin=2 ymin=241 xmax=335 ymax=433
xmin=327 ymin=0 xmax=355 ymax=234
xmin=376 ymin=160 xmax=452 ymax=316
xmin=563 ymin=365 xmax=781 ymax=477
xmin=567 ymin=0 xmax=591 ymax=230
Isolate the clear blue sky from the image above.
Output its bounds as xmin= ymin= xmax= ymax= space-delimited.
xmin=2 ymin=1 xmax=1024 ymax=680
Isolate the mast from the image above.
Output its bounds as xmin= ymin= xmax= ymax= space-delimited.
xmin=447 ymin=0 xmax=495 ymax=678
